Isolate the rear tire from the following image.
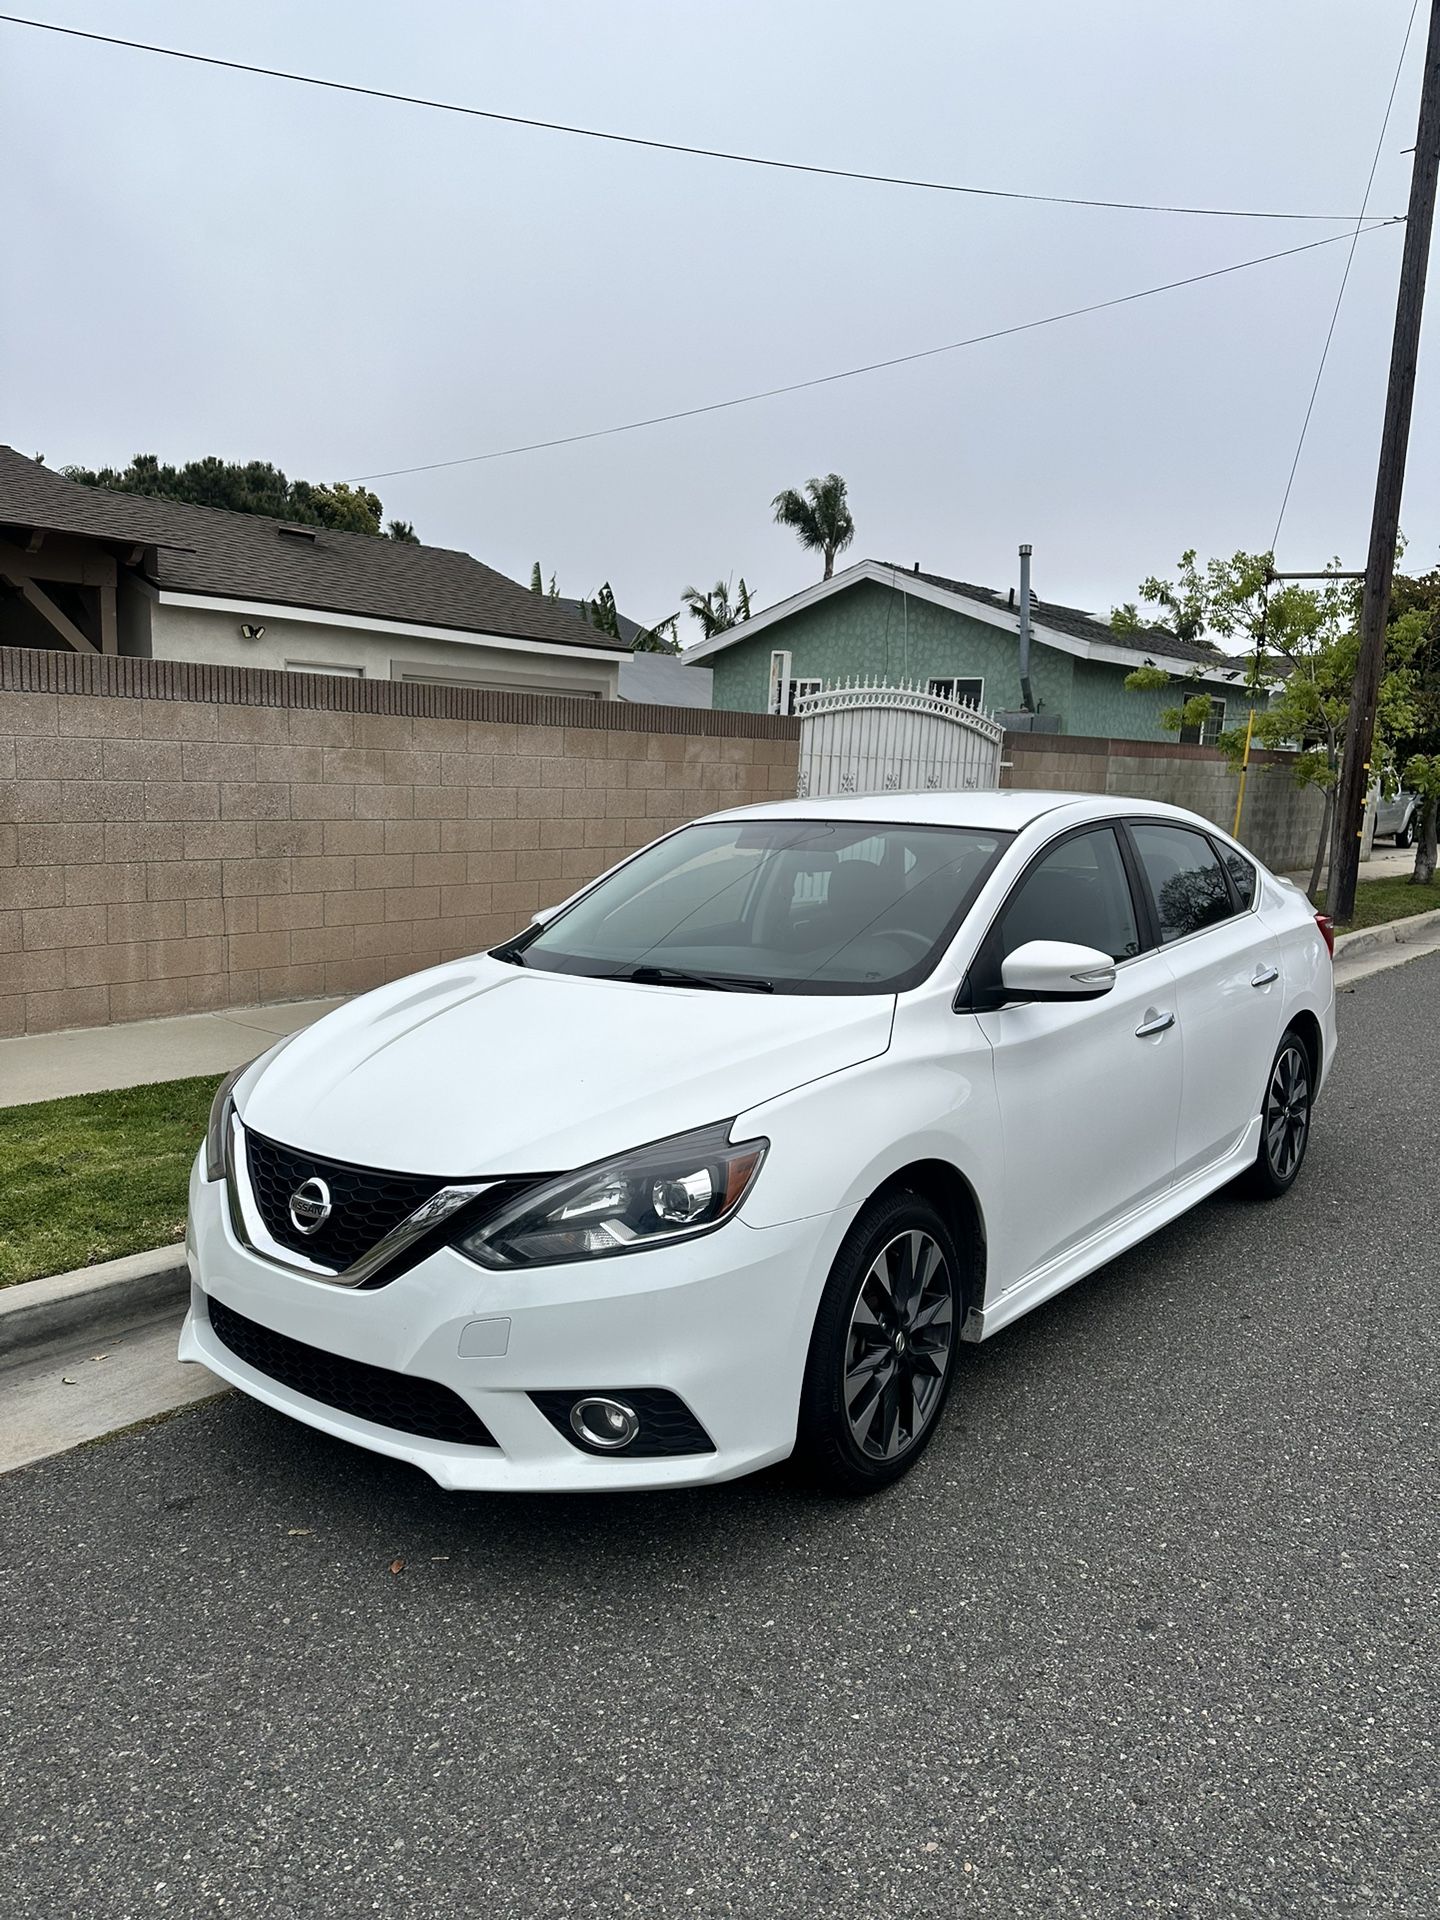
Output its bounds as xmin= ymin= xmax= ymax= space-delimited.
xmin=1397 ymin=817 xmax=1415 ymax=849
xmin=1245 ymin=1027 xmax=1314 ymax=1199
xmin=795 ymin=1191 xmax=964 ymax=1495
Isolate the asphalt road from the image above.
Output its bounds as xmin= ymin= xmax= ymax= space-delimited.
xmin=3 ymin=956 xmax=1436 ymax=1920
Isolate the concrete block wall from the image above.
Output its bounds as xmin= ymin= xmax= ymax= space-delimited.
xmin=0 ymin=649 xmax=798 ymax=1038
xmin=1002 ymin=733 xmax=1325 ymax=874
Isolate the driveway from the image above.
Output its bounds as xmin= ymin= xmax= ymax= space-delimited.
xmin=2 ymin=956 xmax=1435 ymax=1919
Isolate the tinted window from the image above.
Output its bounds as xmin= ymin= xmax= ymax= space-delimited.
xmin=1130 ymin=823 xmax=1234 ymax=942
xmin=996 ymin=827 xmax=1141 ymax=963
xmin=504 ymin=818 xmax=1010 ymax=995
xmin=1223 ymin=847 xmax=1256 ymax=908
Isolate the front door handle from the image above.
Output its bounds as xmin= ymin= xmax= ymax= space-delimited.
xmin=1135 ymin=1008 xmax=1176 ymax=1038
xmin=1251 ymin=964 xmax=1280 ymax=987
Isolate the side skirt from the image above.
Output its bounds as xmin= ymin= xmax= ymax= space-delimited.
xmin=960 ymin=1117 xmax=1262 ymax=1342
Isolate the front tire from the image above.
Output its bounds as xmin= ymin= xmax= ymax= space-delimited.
xmin=1397 ymin=817 xmax=1415 ymax=848
xmin=795 ymin=1192 xmax=963 ymax=1495
xmin=1245 ymin=1028 xmax=1314 ymax=1198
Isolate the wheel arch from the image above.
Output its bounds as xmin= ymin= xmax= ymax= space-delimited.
xmin=864 ymin=1157 xmax=987 ymax=1314
xmin=1286 ymin=1007 xmax=1324 ymax=1084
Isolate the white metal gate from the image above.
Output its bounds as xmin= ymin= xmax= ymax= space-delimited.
xmin=794 ymin=680 xmax=1004 ymax=799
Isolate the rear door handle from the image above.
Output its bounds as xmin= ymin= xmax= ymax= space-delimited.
xmin=1135 ymin=1009 xmax=1176 ymax=1037
xmin=1251 ymin=964 xmax=1280 ymax=987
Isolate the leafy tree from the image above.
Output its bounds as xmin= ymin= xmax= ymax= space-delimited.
xmin=386 ymin=519 xmax=419 ymax=544
xmin=1402 ymin=753 xmax=1440 ymax=884
xmin=577 ymin=581 xmax=681 ymax=655
xmin=530 ymin=562 xmax=544 ymax=594
xmin=1387 ymin=567 xmax=1440 ymax=881
xmin=580 ymin=581 xmax=624 ymax=641
xmin=64 ymin=453 xmax=419 ymax=541
xmin=633 ymin=616 xmax=680 ymax=655
xmin=1115 ymin=550 xmax=1377 ymax=895
xmin=681 ymin=577 xmax=752 ymax=639
xmin=772 ymin=473 xmax=855 ymax=581
xmin=1112 ymin=548 xmax=1275 ymax=655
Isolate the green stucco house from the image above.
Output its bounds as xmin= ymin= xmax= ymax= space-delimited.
xmin=683 ymin=560 xmax=1255 ymax=744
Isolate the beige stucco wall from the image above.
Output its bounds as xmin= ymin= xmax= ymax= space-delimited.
xmin=127 ymin=593 xmax=621 ymax=699
xmin=0 ymin=665 xmax=796 ymax=1036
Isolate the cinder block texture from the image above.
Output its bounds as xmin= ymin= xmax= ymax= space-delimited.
xmin=1001 ymin=732 xmax=1326 ymax=873
xmin=0 ymin=650 xmax=798 ymax=1035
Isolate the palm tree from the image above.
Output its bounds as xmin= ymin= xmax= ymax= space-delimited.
xmin=771 ymin=472 xmax=855 ymax=580
xmin=681 ymin=577 xmax=753 ymax=639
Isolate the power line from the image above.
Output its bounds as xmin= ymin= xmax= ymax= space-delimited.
xmin=351 ymin=224 xmax=1400 ymax=480
xmin=0 ymin=10 xmax=1400 ymax=225
xmin=1269 ymin=0 xmax=1421 ymax=552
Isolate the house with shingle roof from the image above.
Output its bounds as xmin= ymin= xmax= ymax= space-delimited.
xmin=683 ymin=557 xmax=1264 ymax=742
xmin=0 ymin=448 xmax=627 ymax=697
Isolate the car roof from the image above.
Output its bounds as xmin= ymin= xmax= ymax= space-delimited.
xmin=707 ymin=789 xmax=1198 ymax=833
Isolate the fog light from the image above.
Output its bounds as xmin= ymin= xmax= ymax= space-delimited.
xmin=569 ymin=1395 xmax=640 ymax=1451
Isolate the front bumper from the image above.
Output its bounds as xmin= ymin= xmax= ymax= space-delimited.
xmin=181 ymin=1155 xmax=851 ymax=1491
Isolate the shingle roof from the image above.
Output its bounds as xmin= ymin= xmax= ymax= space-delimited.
xmin=888 ymin=563 xmax=1227 ymax=669
xmin=0 ymin=447 xmax=621 ymax=653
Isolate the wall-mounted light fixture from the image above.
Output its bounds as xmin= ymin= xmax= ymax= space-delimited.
xmin=239 ymin=623 xmax=266 ymax=640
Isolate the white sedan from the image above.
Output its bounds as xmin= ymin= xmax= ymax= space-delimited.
xmin=181 ymin=791 xmax=1336 ymax=1496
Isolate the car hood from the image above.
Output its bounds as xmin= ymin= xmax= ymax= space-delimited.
xmin=238 ymin=957 xmax=895 ymax=1176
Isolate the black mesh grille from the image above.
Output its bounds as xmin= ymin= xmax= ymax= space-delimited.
xmin=244 ymin=1128 xmax=442 ymax=1271
xmin=530 ymin=1388 xmax=715 ymax=1458
xmin=207 ymin=1295 xmax=497 ymax=1447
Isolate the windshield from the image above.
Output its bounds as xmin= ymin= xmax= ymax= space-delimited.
xmin=497 ymin=818 xmax=1011 ymax=995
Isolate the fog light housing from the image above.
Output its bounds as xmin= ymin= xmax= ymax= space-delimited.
xmin=569 ymin=1396 xmax=640 ymax=1451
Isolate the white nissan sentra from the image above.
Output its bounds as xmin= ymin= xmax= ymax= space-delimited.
xmin=181 ymin=791 xmax=1336 ymax=1495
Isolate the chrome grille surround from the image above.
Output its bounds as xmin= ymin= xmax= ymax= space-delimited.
xmin=223 ymin=1112 xmax=493 ymax=1288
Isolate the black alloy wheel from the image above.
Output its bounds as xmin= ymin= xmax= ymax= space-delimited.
xmin=796 ymin=1191 xmax=963 ymax=1494
xmin=1247 ymin=1029 xmax=1313 ymax=1198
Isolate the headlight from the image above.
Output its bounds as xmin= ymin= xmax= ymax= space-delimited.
xmin=203 ymin=1062 xmax=249 ymax=1183
xmin=454 ymin=1122 xmax=768 ymax=1269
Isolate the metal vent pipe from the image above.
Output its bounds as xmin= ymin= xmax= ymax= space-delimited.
xmin=1018 ymin=543 xmax=1036 ymax=713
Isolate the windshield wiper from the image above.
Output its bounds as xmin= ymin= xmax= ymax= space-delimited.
xmin=624 ymin=965 xmax=774 ymax=994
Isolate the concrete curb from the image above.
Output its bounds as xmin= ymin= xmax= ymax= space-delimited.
xmin=0 ymin=1247 xmax=190 ymax=1360
xmin=1333 ymin=904 xmax=1440 ymax=964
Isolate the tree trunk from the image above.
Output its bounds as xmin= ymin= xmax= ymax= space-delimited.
xmin=1309 ymin=786 xmax=1333 ymax=900
xmin=1414 ymin=791 xmax=1438 ymax=885
xmin=822 ymin=545 xmax=834 ymax=581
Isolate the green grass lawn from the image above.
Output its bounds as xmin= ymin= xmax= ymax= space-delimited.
xmin=1320 ymin=872 xmax=1440 ymax=932
xmin=0 ymin=1074 xmax=223 ymax=1288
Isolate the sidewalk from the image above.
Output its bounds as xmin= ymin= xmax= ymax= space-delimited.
xmin=0 ymin=997 xmax=343 ymax=1107
xmin=1281 ymin=842 xmax=1415 ymax=891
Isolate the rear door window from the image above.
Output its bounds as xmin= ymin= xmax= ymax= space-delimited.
xmin=1221 ymin=847 xmax=1257 ymax=909
xmin=1129 ymin=823 xmax=1235 ymax=943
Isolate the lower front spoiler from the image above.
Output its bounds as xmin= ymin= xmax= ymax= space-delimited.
xmin=179 ymin=1299 xmax=794 ymax=1494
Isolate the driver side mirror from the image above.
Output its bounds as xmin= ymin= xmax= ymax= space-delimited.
xmin=1000 ymin=939 xmax=1116 ymax=1003
xmin=529 ymin=904 xmax=561 ymax=928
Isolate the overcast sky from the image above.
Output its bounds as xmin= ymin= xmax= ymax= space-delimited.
xmin=3 ymin=1 xmax=1436 ymax=643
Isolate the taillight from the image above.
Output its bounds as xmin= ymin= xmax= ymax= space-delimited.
xmin=1315 ymin=913 xmax=1335 ymax=957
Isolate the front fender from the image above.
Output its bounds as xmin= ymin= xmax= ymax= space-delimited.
xmin=735 ymin=997 xmax=1001 ymax=1237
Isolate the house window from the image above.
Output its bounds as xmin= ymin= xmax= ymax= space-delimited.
xmin=789 ymin=677 xmax=822 ymax=714
xmin=928 ymin=677 xmax=984 ymax=709
xmin=1179 ymin=697 xmax=1227 ymax=746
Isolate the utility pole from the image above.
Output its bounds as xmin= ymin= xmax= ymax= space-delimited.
xmin=1331 ymin=0 xmax=1440 ymax=923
